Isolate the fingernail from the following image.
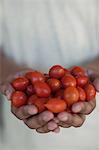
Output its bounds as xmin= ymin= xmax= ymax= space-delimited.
xmin=72 ymin=104 xmax=81 ymax=113
xmin=42 ymin=112 xmax=54 ymax=122
xmin=48 ymin=122 xmax=57 ymax=130
xmin=28 ymin=106 xmax=38 ymax=115
xmin=58 ymin=112 xmax=69 ymax=122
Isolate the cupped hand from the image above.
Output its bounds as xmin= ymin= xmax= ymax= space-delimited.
xmin=54 ymin=68 xmax=98 ymax=129
xmin=56 ymin=99 xmax=96 ymax=128
xmin=0 ymin=68 xmax=98 ymax=133
xmin=0 ymin=70 xmax=58 ymax=133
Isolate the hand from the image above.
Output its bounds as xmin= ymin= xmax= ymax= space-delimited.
xmin=56 ymin=99 xmax=96 ymax=128
xmin=54 ymin=68 xmax=98 ymax=129
xmin=0 ymin=70 xmax=59 ymax=133
xmin=11 ymin=105 xmax=59 ymax=133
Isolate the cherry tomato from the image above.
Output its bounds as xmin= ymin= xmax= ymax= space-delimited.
xmin=64 ymin=87 xmax=79 ymax=106
xmin=64 ymin=68 xmax=70 ymax=74
xmin=61 ymin=74 xmax=76 ymax=88
xmin=25 ymin=71 xmax=45 ymax=84
xmin=45 ymin=98 xmax=67 ymax=113
xmin=76 ymin=76 xmax=89 ymax=87
xmin=11 ymin=91 xmax=27 ymax=107
xmin=12 ymin=77 xmax=29 ymax=91
xmin=77 ymin=87 xmax=86 ymax=101
xmin=27 ymin=95 xmax=38 ymax=104
xmin=71 ymin=66 xmax=85 ymax=77
xmin=84 ymin=84 xmax=96 ymax=101
xmin=49 ymin=65 xmax=65 ymax=79
xmin=26 ymin=85 xmax=35 ymax=96
xmin=34 ymin=81 xmax=51 ymax=98
xmin=55 ymin=89 xmax=64 ymax=99
xmin=28 ymin=95 xmax=48 ymax=113
xmin=47 ymin=78 xmax=61 ymax=92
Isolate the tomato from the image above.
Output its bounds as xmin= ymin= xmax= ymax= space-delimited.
xmin=26 ymin=85 xmax=35 ymax=96
xmin=64 ymin=68 xmax=70 ymax=74
xmin=11 ymin=91 xmax=27 ymax=107
xmin=47 ymin=78 xmax=61 ymax=92
xmin=55 ymin=89 xmax=64 ymax=99
xmin=12 ymin=77 xmax=29 ymax=91
xmin=76 ymin=76 xmax=88 ymax=87
xmin=49 ymin=65 xmax=65 ymax=79
xmin=25 ymin=71 xmax=45 ymax=84
xmin=64 ymin=87 xmax=79 ymax=106
xmin=84 ymin=84 xmax=96 ymax=101
xmin=28 ymin=95 xmax=48 ymax=113
xmin=61 ymin=74 xmax=76 ymax=88
xmin=45 ymin=98 xmax=67 ymax=113
xmin=77 ymin=87 xmax=86 ymax=101
xmin=71 ymin=66 xmax=85 ymax=77
xmin=34 ymin=81 xmax=51 ymax=98
xmin=27 ymin=95 xmax=38 ymax=104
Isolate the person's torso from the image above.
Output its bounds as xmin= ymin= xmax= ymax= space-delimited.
xmin=2 ymin=0 xmax=98 ymax=72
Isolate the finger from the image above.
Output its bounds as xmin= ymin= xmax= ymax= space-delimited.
xmin=72 ymin=114 xmax=86 ymax=127
xmin=36 ymin=121 xmax=58 ymax=133
xmin=58 ymin=122 xmax=71 ymax=128
xmin=86 ymin=69 xmax=98 ymax=82
xmin=53 ymin=127 xmax=60 ymax=133
xmin=0 ymin=83 xmax=15 ymax=100
xmin=57 ymin=112 xmax=73 ymax=124
xmin=24 ymin=111 xmax=54 ymax=129
xmin=11 ymin=105 xmax=38 ymax=120
xmin=53 ymin=117 xmax=60 ymax=123
xmin=72 ymin=99 xmax=96 ymax=115
xmin=93 ymin=77 xmax=99 ymax=92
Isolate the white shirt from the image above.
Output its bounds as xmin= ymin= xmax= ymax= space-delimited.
xmin=0 ymin=0 xmax=99 ymax=150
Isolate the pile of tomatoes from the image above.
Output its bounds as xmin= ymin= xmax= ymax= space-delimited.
xmin=11 ymin=65 xmax=96 ymax=113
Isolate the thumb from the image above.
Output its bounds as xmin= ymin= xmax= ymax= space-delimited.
xmin=93 ymin=77 xmax=99 ymax=92
xmin=86 ymin=69 xmax=98 ymax=82
xmin=0 ymin=82 xmax=15 ymax=100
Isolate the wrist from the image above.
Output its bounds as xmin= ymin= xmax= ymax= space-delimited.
xmin=85 ymin=57 xmax=99 ymax=75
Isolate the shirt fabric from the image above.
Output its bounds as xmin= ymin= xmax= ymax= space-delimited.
xmin=0 ymin=0 xmax=99 ymax=150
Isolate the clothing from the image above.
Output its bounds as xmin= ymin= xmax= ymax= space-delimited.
xmin=0 ymin=0 xmax=99 ymax=150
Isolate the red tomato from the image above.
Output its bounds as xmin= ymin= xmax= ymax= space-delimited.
xmin=64 ymin=68 xmax=70 ymax=74
xmin=28 ymin=95 xmax=38 ymax=104
xmin=49 ymin=65 xmax=65 ymax=79
xmin=11 ymin=91 xmax=27 ymax=107
xmin=47 ymin=78 xmax=61 ymax=92
xmin=61 ymin=74 xmax=76 ymax=88
xmin=64 ymin=87 xmax=79 ymax=106
xmin=12 ymin=77 xmax=29 ymax=91
xmin=77 ymin=87 xmax=86 ymax=101
xmin=55 ymin=89 xmax=64 ymax=99
xmin=76 ymin=76 xmax=89 ymax=87
xmin=28 ymin=95 xmax=48 ymax=113
xmin=25 ymin=71 xmax=45 ymax=84
xmin=71 ymin=66 xmax=85 ymax=77
xmin=84 ymin=84 xmax=96 ymax=101
xmin=34 ymin=81 xmax=51 ymax=98
xmin=26 ymin=85 xmax=35 ymax=96
xmin=45 ymin=98 xmax=67 ymax=113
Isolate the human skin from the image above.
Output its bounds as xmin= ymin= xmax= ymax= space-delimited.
xmin=0 ymin=58 xmax=99 ymax=133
